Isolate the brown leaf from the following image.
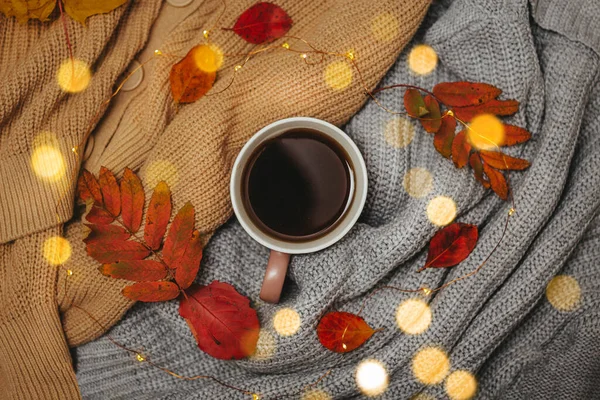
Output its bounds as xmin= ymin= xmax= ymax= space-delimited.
xmin=452 ymin=130 xmax=472 ymax=168
xmin=86 ymin=206 xmax=115 ymax=225
xmin=231 ymin=2 xmax=292 ymax=44
xmin=83 ymin=224 xmax=130 ymax=244
xmin=479 ymin=150 xmax=530 ymax=170
xmin=404 ymin=89 xmax=429 ymax=118
xmin=120 ymin=168 xmax=144 ymax=233
xmin=432 ymin=82 xmax=502 ymax=107
xmin=420 ymin=223 xmax=479 ymax=271
xmin=483 ymin=163 xmax=508 ymax=200
xmin=500 ymin=124 xmax=532 ymax=146
xmin=99 ymin=260 xmax=167 ymax=282
xmin=433 ymin=115 xmax=456 ymax=158
xmin=122 ymin=281 xmax=180 ymax=302
xmin=453 ymin=99 xmax=520 ymax=122
xmin=317 ymin=311 xmax=376 ymax=353
xmin=77 ymin=169 xmax=103 ymax=205
xmin=144 ymin=181 xmax=172 ymax=250
xmin=86 ymin=240 xmax=150 ymax=264
xmin=420 ymin=95 xmax=442 ymax=133
xmin=469 ymin=153 xmax=490 ymax=188
xmin=174 ymin=230 xmax=203 ymax=290
xmin=163 ymin=202 xmax=195 ymax=268
xmin=170 ymin=45 xmax=216 ymax=104
xmin=98 ymin=166 xmax=120 ymax=217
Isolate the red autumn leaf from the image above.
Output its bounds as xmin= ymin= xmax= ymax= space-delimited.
xmin=174 ymin=230 xmax=203 ymax=290
xmin=77 ymin=169 xmax=103 ymax=205
xmin=179 ymin=282 xmax=259 ymax=360
xmin=120 ymin=167 xmax=144 ymax=233
xmin=144 ymin=181 xmax=172 ymax=250
xmin=86 ymin=206 xmax=115 ymax=225
xmin=163 ymin=202 xmax=195 ymax=268
xmin=452 ymin=99 xmax=520 ymax=122
xmin=501 ymin=124 xmax=532 ymax=146
xmin=452 ymin=130 xmax=472 ymax=168
xmin=86 ymin=239 xmax=150 ymax=264
xmin=432 ymin=82 xmax=502 ymax=107
xmin=98 ymin=166 xmax=121 ymax=217
xmin=99 ymin=260 xmax=167 ymax=282
xmin=230 ymin=2 xmax=292 ymax=44
xmin=317 ymin=311 xmax=376 ymax=353
xmin=170 ymin=45 xmax=216 ymax=104
xmin=419 ymin=223 xmax=479 ymax=272
xmin=421 ymin=95 xmax=442 ymax=133
xmin=122 ymin=281 xmax=180 ymax=302
xmin=83 ymin=223 xmax=130 ymax=244
xmin=433 ymin=115 xmax=457 ymax=158
xmin=469 ymin=153 xmax=490 ymax=189
xmin=404 ymin=89 xmax=429 ymax=118
xmin=483 ymin=163 xmax=508 ymax=200
xmin=479 ymin=150 xmax=530 ymax=170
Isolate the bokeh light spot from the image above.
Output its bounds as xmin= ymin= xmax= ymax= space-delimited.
xmin=385 ymin=117 xmax=415 ymax=148
xmin=324 ymin=61 xmax=353 ymax=90
xmin=43 ymin=236 xmax=72 ymax=265
xmin=144 ymin=159 xmax=179 ymax=190
xmin=370 ymin=13 xmax=400 ymax=42
xmin=355 ymin=359 xmax=389 ymax=397
xmin=250 ymin=329 xmax=276 ymax=360
xmin=301 ymin=388 xmax=332 ymax=400
xmin=193 ymin=44 xmax=224 ymax=73
xmin=396 ymin=298 xmax=432 ymax=335
xmin=427 ymin=196 xmax=457 ymax=226
xmin=546 ymin=275 xmax=581 ymax=312
xmin=403 ymin=168 xmax=433 ymax=198
xmin=408 ymin=45 xmax=438 ymax=75
xmin=468 ymin=114 xmax=505 ymax=150
xmin=57 ymin=59 xmax=91 ymax=93
xmin=445 ymin=370 xmax=478 ymax=400
xmin=273 ymin=308 xmax=301 ymax=336
xmin=31 ymin=133 xmax=66 ymax=182
xmin=412 ymin=347 xmax=450 ymax=385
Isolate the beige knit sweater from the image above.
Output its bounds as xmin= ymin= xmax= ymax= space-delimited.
xmin=0 ymin=0 xmax=429 ymax=398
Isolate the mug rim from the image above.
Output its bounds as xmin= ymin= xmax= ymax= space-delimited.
xmin=230 ymin=117 xmax=368 ymax=254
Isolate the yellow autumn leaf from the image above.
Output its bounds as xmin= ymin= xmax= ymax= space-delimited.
xmin=63 ymin=0 xmax=128 ymax=25
xmin=0 ymin=0 xmax=128 ymax=24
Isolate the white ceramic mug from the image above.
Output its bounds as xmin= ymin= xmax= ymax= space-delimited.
xmin=230 ymin=117 xmax=368 ymax=303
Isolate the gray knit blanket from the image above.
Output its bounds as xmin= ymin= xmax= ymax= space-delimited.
xmin=76 ymin=0 xmax=600 ymax=398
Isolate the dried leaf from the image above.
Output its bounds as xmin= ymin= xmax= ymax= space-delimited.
xmin=144 ymin=181 xmax=172 ymax=250
xmin=83 ymin=224 xmax=130 ymax=244
xmin=452 ymin=130 xmax=472 ymax=168
xmin=86 ymin=239 xmax=150 ymax=264
xmin=122 ymin=281 xmax=180 ymax=302
xmin=483 ymin=163 xmax=508 ymax=200
xmin=170 ymin=45 xmax=216 ymax=104
xmin=98 ymin=166 xmax=120 ymax=217
xmin=433 ymin=115 xmax=457 ymax=158
xmin=0 ymin=0 xmax=127 ymax=24
xmin=77 ymin=169 xmax=103 ymax=205
xmin=500 ymin=124 xmax=532 ymax=146
xmin=179 ymin=282 xmax=259 ymax=360
xmin=174 ymin=230 xmax=203 ymax=290
xmin=99 ymin=260 xmax=167 ymax=282
xmin=420 ymin=95 xmax=442 ymax=133
xmin=432 ymin=82 xmax=502 ymax=107
xmin=317 ymin=311 xmax=376 ymax=353
xmin=420 ymin=223 xmax=479 ymax=271
xmin=453 ymin=99 xmax=519 ymax=122
xmin=86 ymin=206 xmax=115 ymax=225
xmin=163 ymin=202 xmax=195 ymax=268
xmin=63 ymin=0 xmax=128 ymax=25
xmin=469 ymin=153 xmax=490 ymax=188
xmin=404 ymin=89 xmax=429 ymax=118
xmin=231 ymin=2 xmax=292 ymax=44
xmin=120 ymin=167 xmax=144 ymax=233
xmin=479 ymin=150 xmax=530 ymax=170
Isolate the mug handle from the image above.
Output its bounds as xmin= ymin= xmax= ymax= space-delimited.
xmin=259 ymin=250 xmax=290 ymax=303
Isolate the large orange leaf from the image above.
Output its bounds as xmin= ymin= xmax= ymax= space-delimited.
xmin=179 ymin=282 xmax=259 ymax=359
xmin=83 ymin=224 xmax=130 ymax=244
xmin=421 ymin=95 xmax=442 ymax=133
xmin=122 ymin=281 xmax=180 ymax=302
xmin=501 ymin=125 xmax=532 ymax=146
xmin=99 ymin=260 xmax=167 ymax=282
xmin=86 ymin=239 xmax=150 ymax=264
xmin=0 ymin=0 xmax=127 ymax=24
xmin=86 ymin=206 xmax=114 ymax=225
xmin=98 ymin=166 xmax=120 ymax=217
xmin=144 ymin=181 xmax=172 ymax=250
xmin=483 ymin=163 xmax=508 ymax=200
xmin=420 ymin=223 xmax=479 ymax=271
xmin=163 ymin=202 xmax=195 ymax=268
xmin=433 ymin=82 xmax=502 ymax=107
xmin=317 ymin=311 xmax=376 ymax=353
xmin=77 ymin=169 xmax=103 ymax=205
xmin=170 ymin=45 xmax=216 ymax=104
xmin=469 ymin=153 xmax=490 ymax=189
xmin=479 ymin=150 xmax=530 ymax=170
xmin=230 ymin=2 xmax=292 ymax=44
xmin=453 ymin=99 xmax=519 ymax=122
xmin=120 ymin=167 xmax=144 ymax=233
xmin=174 ymin=230 xmax=203 ymax=290
xmin=452 ymin=130 xmax=472 ymax=168
xmin=433 ymin=115 xmax=456 ymax=159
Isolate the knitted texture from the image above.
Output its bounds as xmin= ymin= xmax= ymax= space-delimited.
xmin=75 ymin=0 xmax=600 ymax=398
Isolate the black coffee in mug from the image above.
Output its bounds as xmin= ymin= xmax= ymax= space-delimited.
xmin=242 ymin=129 xmax=353 ymax=241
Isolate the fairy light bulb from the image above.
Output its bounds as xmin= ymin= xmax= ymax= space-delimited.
xmin=301 ymin=53 xmax=307 ymax=59
xmin=346 ymin=50 xmax=355 ymax=60
xmin=154 ymin=49 xmax=162 ymax=56
xmin=66 ymin=269 xmax=73 ymax=277
xmin=421 ymin=287 xmax=432 ymax=296
xmin=281 ymin=42 xmax=290 ymax=49
xmin=203 ymin=30 xmax=210 ymax=39
xmin=234 ymin=65 xmax=243 ymax=72
xmin=508 ymin=208 xmax=515 ymax=216
xmin=136 ymin=353 xmax=145 ymax=362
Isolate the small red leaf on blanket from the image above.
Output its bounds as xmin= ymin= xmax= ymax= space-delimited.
xmin=452 ymin=130 xmax=472 ymax=168
xmin=483 ymin=163 xmax=509 ymax=200
xmin=86 ymin=239 xmax=150 ymax=264
xmin=420 ymin=223 xmax=479 ymax=272
xmin=77 ymin=169 xmax=103 ymax=205
xmin=120 ymin=167 xmax=145 ymax=233
xmin=230 ymin=2 xmax=292 ymax=44
xmin=144 ymin=181 xmax=172 ymax=250
xmin=85 ymin=206 xmax=115 ymax=225
xmin=500 ymin=124 xmax=532 ymax=146
xmin=452 ymin=99 xmax=520 ymax=122
xmin=317 ymin=311 xmax=376 ymax=353
xmin=99 ymin=260 xmax=167 ymax=282
xmin=469 ymin=153 xmax=490 ymax=189
xmin=479 ymin=150 xmax=530 ymax=170
xmin=170 ymin=45 xmax=216 ymax=104
xmin=420 ymin=95 xmax=442 ymax=133
xmin=83 ymin=224 xmax=130 ymax=244
xmin=179 ymin=282 xmax=259 ymax=359
xmin=98 ymin=166 xmax=121 ymax=217
xmin=174 ymin=230 xmax=203 ymax=290
xmin=404 ymin=88 xmax=429 ymax=118
xmin=433 ymin=114 xmax=456 ymax=158
xmin=122 ymin=281 xmax=180 ymax=302
xmin=163 ymin=202 xmax=195 ymax=268
xmin=432 ymin=81 xmax=502 ymax=107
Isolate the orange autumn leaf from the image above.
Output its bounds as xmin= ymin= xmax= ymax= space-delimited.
xmin=452 ymin=130 xmax=472 ymax=168
xmin=122 ymin=281 xmax=180 ymax=302
xmin=404 ymin=88 xmax=429 ymax=118
xmin=99 ymin=260 xmax=167 ymax=282
xmin=144 ymin=181 xmax=172 ymax=250
xmin=86 ymin=239 xmax=150 ymax=264
xmin=170 ymin=45 xmax=216 ymax=104
xmin=317 ymin=311 xmax=376 ymax=353
xmin=500 ymin=124 xmax=532 ymax=146
xmin=0 ymin=0 xmax=128 ymax=24
xmin=120 ymin=167 xmax=144 ymax=233
xmin=469 ymin=153 xmax=490 ymax=189
xmin=479 ymin=150 xmax=530 ymax=171
xmin=83 ymin=224 xmax=130 ymax=244
xmin=86 ymin=205 xmax=115 ymax=225
xmin=230 ymin=2 xmax=293 ymax=44
xmin=98 ymin=166 xmax=120 ymax=217
xmin=174 ymin=230 xmax=203 ymax=290
xmin=421 ymin=95 xmax=442 ymax=133
xmin=433 ymin=114 xmax=456 ymax=158
xmin=77 ymin=169 xmax=103 ymax=205
xmin=420 ymin=223 xmax=479 ymax=272
xmin=432 ymin=81 xmax=502 ymax=107
xmin=483 ymin=163 xmax=508 ymax=200
xmin=163 ymin=202 xmax=195 ymax=268
xmin=452 ymin=99 xmax=520 ymax=122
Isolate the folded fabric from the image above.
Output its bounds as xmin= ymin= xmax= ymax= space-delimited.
xmin=75 ymin=0 xmax=600 ymax=398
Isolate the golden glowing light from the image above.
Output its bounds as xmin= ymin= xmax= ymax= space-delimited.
xmin=427 ymin=196 xmax=457 ymax=226
xmin=370 ymin=13 xmax=400 ymax=42
xmin=252 ymin=394 xmax=260 ymax=400
xmin=546 ymin=275 xmax=581 ymax=312
xmin=468 ymin=114 xmax=505 ymax=150
xmin=136 ymin=353 xmax=145 ymax=362
xmin=408 ymin=45 xmax=438 ymax=76
xmin=396 ymin=298 xmax=432 ymax=334
xmin=445 ymin=370 xmax=478 ymax=400
xmin=66 ymin=269 xmax=73 ymax=276
xmin=31 ymin=144 xmax=66 ymax=182
xmin=273 ymin=308 xmax=301 ymax=336
xmin=281 ymin=42 xmax=290 ymax=49
xmin=412 ymin=347 xmax=450 ymax=385
xmin=346 ymin=50 xmax=355 ymax=60
xmin=355 ymin=359 xmax=389 ymax=397
xmin=145 ymin=159 xmax=179 ymax=189
xmin=301 ymin=388 xmax=332 ymax=400
xmin=43 ymin=236 xmax=72 ymax=265
xmin=385 ymin=117 xmax=415 ymax=148
xmin=250 ymin=330 xmax=276 ymax=360
xmin=421 ymin=287 xmax=432 ymax=296
xmin=56 ymin=58 xmax=91 ymax=93
xmin=193 ymin=44 xmax=223 ymax=73
xmin=324 ymin=61 xmax=353 ymax=90
xmin=403 ymin=168 xmax=433 ymax=198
